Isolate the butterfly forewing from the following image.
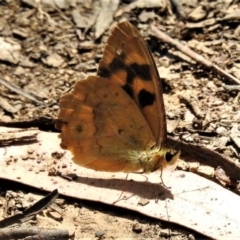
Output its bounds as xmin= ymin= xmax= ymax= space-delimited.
xmin=98 ymin=22 xmax=167 ymax=147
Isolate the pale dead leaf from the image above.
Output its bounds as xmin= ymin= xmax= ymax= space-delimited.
xmin=187 ymin=6 xmax=207 ymax=21
xmin=43 ymin=53 xmax=64 ymax=67
xmin=221 ymin=10 xmax=240 ymax=21
xmin=0 ymin=37 xmax=35 ymax=67
xmin=72 ymin=2 xmax=100 ymax=35
xmin=115 ymin=0 xmax=166 ymax=17
xmin=0 ymin=96 xmax=18 ymax=113
xmin=0 ymin=37 xmax=22 ymax=64
xmin=95 ymin=0 xmax=120 ymax=39
xmin=0 ymin=128 xmax=240 ymax=239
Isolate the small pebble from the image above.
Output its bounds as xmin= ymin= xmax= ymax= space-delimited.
xmin=95 ymin=230 xmax=105 ymax=238
xmin=132 ymin=222 xmax=142 ymax=233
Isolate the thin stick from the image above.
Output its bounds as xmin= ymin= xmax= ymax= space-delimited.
xmin=224 ymin=85 xmax=240 ymax=90
xmin=0 ymin=228 xmax=69 ymax=240
xmin=150 ymin=24 xmax=240 ymax=85
xmin=0 ymin=189 xmax=59 ymax=228
xmin=0 ymin=76 xmax=43 ymax=105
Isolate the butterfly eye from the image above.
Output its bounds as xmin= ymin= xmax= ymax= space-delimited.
xmin=165 ymin=151 xmax=174 ymax=162
xmin=165 ymin=150 xmax=180 ymax=164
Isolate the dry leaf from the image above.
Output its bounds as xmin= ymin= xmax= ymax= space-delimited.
xmin=1 ymin=128 xmax=240 ymax=239
xmin=95 ymin=0 xmax=120 ymax=39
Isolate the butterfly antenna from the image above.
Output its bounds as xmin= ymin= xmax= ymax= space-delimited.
xmin=170 ymin=132 xmax=183 ymax=151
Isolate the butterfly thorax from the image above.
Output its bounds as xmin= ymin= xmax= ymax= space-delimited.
xmin=140 ymin=146 xmax=180 ymax=173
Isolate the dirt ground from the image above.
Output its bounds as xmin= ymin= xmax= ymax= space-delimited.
xmin=0 ymin=0 xmax=240 ymax=239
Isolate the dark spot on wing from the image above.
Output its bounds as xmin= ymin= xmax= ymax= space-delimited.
xmin=125 ymin=63 xmax=151 ymax=85
xmin=98 ymin=66 xmax=111 ymax=78
xmin=118 ymin=129 xmax=124 ymax=135
xmin=98 ymin=57 xmax=126 ymax=78
xmin=125 ymin=66 xmax=135 ymax=84
xmin=129 ymin=63 xmax=151 ymax=81
xmin=138 ymin=89 xmax=155 ymax=108
xmin=122 ymin=84 xmax=134 ymax=98
xmin=109 ymin=58 xmax=126 ymax=72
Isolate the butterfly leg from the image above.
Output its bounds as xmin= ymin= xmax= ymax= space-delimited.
xmin=159 ymin=165 xmax=170 ymax=189
xmin=112 ymin=173 xmax=135 ymax=205
xmin=133 ymin=167 xmax=170 ymax=189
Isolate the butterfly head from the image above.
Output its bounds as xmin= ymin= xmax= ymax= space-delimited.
xmin=164 ymin=149 xmax=180 ymax=166
xmin=143 ymin=147 xmax=180 ymax=173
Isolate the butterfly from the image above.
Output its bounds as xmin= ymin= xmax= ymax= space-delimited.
xmin=55 ymin=21 xmax=180 ymax=173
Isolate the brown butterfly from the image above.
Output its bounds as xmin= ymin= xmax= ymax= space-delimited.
xmin=55 ymin=22 xmax=180 ymax=173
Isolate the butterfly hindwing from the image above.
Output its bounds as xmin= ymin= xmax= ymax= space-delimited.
xmin=98 ymin=22 xmax=167 ymax=146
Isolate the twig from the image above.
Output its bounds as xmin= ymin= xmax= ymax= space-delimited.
xmin=0 ymin=117 xmax=56 ymax=132
xmin=0 ymin=228 xmax=69 ymax=240
xmin=0 ymin=130 xmax=38 ymax=147
xmin=150 ymin=24 xmax=240 ymax=85
xmin=170 ymin=0 xmax=186 ymax=19
xmin=0 ymin=77 xmax=43 ymax=105
xmin=179 ymin=95 xmax=204 ymax=119
xmin=223 ymin=84 xmax=240 ymax=91
xmin=36 ymin=0 xmax=72 ymax=24
xmin=23 ymin=189 xmax=59 ymax=217
xmin=0 ymin=189 xmax=59 ymax=228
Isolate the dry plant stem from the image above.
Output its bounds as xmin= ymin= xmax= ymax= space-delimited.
xmin=224 ymin=84 xmax=240 ymax=90
xmin=179 ymin=95 xmax=203 ymax=118
xmin=169 ymin=0 xmax=185 ymax=18
xmin=0 ymin=77 xmax=43 ymax=105
xmin=0 ymin=132 xmax=38 ymax=147
xmin=0 ymin=117 xmax=55 ymax=132
xmin=0 ymin=189 xmax=59 ymax=228
xmin=23 ymin=189 xmax=59 ymax=217
xmin=36 ymin=0 xmax=71 ymax=24
xmin=150 ymin=25 xmax=240 ymax=85
xmin=168 ymin=136 xmax=240 ymax=180
xmin=0 ymin=228 xmax=69 ymax=240
xmin=230 ymin=134 xmax=240 ymax=151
